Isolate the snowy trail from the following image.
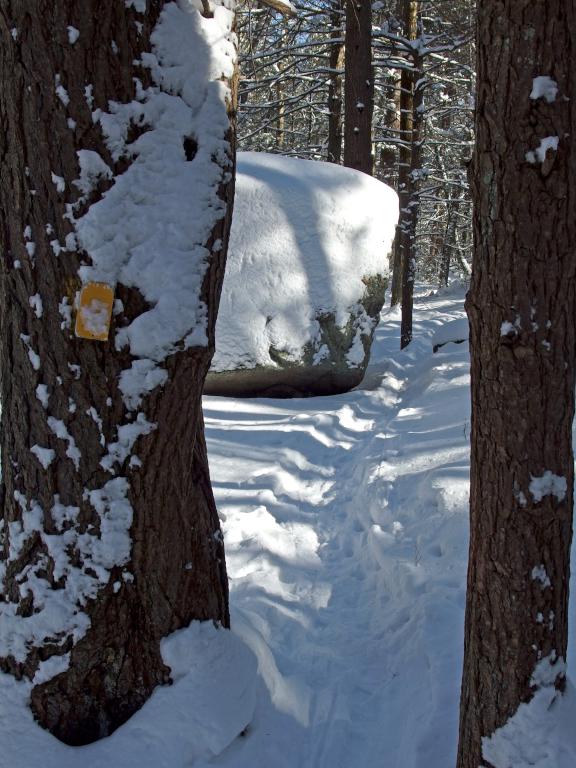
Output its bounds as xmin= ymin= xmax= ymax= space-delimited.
xmin=203 ymin=286 xmax=473 ymax=768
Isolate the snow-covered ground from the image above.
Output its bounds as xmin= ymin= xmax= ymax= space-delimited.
xmin=2 ymin=284 xmax=576 ymax=767
xmin=206 ymin=283 xmax=472 ymax=768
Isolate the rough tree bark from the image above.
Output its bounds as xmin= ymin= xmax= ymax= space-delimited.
xmin=343 ymin=0 xmax=373 ymax=174
xmin=0 ymin=0 xmax=236 ymax=746
xmin=457 ymin=1 xmax=576 ymax=766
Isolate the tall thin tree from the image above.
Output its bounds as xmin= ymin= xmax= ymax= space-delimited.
xmin=390 ymin=0 xmax=417 ymax=307
xmin=399 ymin=4 xmax=422 ymax=348
xmin=327 ymin=0 xmax=345 ymax=163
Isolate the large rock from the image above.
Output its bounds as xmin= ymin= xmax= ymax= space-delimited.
xmin=206 ymin=152 xmax=398 ymax=397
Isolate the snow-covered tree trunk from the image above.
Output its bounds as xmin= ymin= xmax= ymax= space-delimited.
xmin=0 ymin=0 xmax=236 ymax=746
xmin=343 ymin=0 xmax=373 ymax=174
xmin=457 ymin=1 xmax=575 ymax=765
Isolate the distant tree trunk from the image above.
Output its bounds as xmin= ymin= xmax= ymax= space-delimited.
xmin=400 ymin=40 xmax=423 ymax=349
xmin=0 ymin=0 xmax=236 ymax=746
xmin=276 ymin=80 xmax=285 ymax=149
xmin=343 ymin=0 xmax=373 ymax=174
xmin=428 ymin=222 xmax=444 ymax=281
xmin=390 ymin=0 xmax=417 ymax=308
xmin=437 ymin=217 xmax=452 ymax=287
xmin=457 ymin=2 xmax=575 ymax=766
xmin=307 ymin=91 xmax=314 ymax=147
xmin=327 ymin=0 xmax=345 ymax=164
xmin=436 ymin=96 xmax=460 ymax=289
xmin=379 ymin=71 xmax=401 ymax=186
xmin=438 ymin=193 xmax=461 ymax=287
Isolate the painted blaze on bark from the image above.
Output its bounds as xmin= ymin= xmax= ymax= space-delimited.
xmin=457 ymin=1 xmax=576 ymax=767
xmin=0 ymin=0 xmax=236 ymax=746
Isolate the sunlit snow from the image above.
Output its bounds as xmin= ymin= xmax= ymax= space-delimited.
xmin=2 ymin=288 xmax=575 ymax=766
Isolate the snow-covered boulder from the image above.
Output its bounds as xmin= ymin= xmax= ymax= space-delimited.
xmin=205 ymin=152 xmax=399 ymax=397
xmin=431 ymin=317 xmax=469 ymax=353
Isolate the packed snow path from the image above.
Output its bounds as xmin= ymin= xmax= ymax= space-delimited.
xmin=206 ymin=284 xmax=576 ymax=768
xmin=204 ymin=285 xmax=473 ymax=768
xmin=2 ymin=285 xmax=575 ymax=768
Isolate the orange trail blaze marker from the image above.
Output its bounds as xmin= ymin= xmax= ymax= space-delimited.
xmin=75 ymin=282 xmax=115 ymax=341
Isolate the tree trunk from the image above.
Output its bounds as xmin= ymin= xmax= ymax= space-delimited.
xmin=457 ymin=2 xmax=576 ymax=766
xmin=438 ymin=194 xmax=460 ymax=288
xmin=343 ymin=0 xmax=373 ymax=174
xmin=399 ymin=6 xmax=422 ymax=349
xmin=276 ymin=80 xmax=285 ymax=149
xmin=327 ymin=0 xmax=345 ymax=164
xmin=0 ymin=0 xmax=236 ymax=746
xmin=379 ymin=71 xmax=401 ymax=186
xmin=390 ymin=0 xmax=417 ymax=308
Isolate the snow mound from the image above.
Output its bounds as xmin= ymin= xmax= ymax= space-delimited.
xmin=431 ymin=316 xmax=469 ymax=352
xmin=0 ymin=622 xmax=257 ymax=768
xmin=483 ymin=678 xmax=576 ymax=768
xmin=207 ymin=152 xmax=398 ymax=396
